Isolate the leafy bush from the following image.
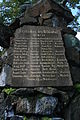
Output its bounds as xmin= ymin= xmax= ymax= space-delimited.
xmin=3 ymin=88 xmax=16 ymax=95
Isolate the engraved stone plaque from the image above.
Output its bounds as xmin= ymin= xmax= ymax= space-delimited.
xmin=12 ymin=26 xmax=73 ymax=87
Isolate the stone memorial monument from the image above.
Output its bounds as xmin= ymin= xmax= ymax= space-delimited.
xmin=12 ymin=26 xmax=72 ymax=87
xmin=11 ymin=0 xmax=73 ymax=87
xmin=0 ymin=0 xmax=80 ymax=120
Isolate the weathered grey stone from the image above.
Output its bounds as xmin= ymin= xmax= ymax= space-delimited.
xmin=0 ymin=66 xmax=6 ymax=86
xmin=0 ymin=92 xmax=5 ymax=119
xmin=35 ymin=96 xmax=58 ymax=115
xmin=11 ymin=26 xmax=72 ymax=87
xmin=38 ymin=12 xmax=53 ymax=25
xmin=16 ymin=96 xmax=37 ymax=114
xmin=5 ymin=107 xmax=14 ymax=119
xmin=20 ymin=2 xmax=32 ymax=13
xmin=0 ymin=24 xmax=13 ymax=48
xmin=52 ymin=15 xmax=60 ymax=27
xmin=0 ymin=0 xmax=78 ymax=119
xmin=64 ymin=94 xmax=80 ymax=120
xmin=0 ymin=42 xmax=13 ymax=86
xmin=65 ymin=47 xmax=80 ymax=65
xmin=63 ymin=34 xmax=80 ymax=48
xmin=41 ymin=14 xmax=66 ymax=28
xmin=16 ymin=97 xmax=30 ymax=114
xmin=20 ymin=11 xmax=37 ymax=25
xmin=4 ymin=65 xmax=12 ymax=86
xmin=35 ymin=87 xmax=69 ymax=104
xmin=7 ymin=46 xmax=14 ymax=66
xmin=26 ymin=0 xmax=74 ymax=23
xmin=0 ymin=92 xmax=4 ymax=104
xmin=3 ymin=87 xmax=70 ymax=119
xmin=70 ymin=66 xmax=80 ymax=84
xmin=43 ymin=18 xmax=53 ymax=27
xmin=28 ymin=116 xmax=41 ymax=120
xmin=62 ymin=28 xmax=77 ymax=36
xmin=12 ymin=88 xmax=36 ymax=96
xmin=19 ymin=0 xmax=73 ymax=27
xmin=0 ymin=58 xmax=3 ymax=73
xmin=63 ymin=34 xmax=80 ymax=65
xmin=40 ymin=13 xmax=53 ymax=20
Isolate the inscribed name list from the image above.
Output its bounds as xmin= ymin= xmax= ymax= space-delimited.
xmin=12 ymin=26 xmax=72 ymax=87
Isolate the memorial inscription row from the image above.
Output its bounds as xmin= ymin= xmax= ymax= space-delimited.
xmin=12 ymin=26 xmax=72 ymax=87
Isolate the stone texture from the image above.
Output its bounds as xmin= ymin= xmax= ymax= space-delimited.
xmin=26 ymin=0 xmax=74 ymax=22
xmin=0 ymin=66 xmax=6 ymax=86
xmin=0 ymin=65 xmax=12 ymax=86
xmin=6 ymin=88 xmax=69 ymax=117
xmin=0 ymin=58 xmax=3 ymax=73
xmin=0 ymin=23 xmax=13 ymax=48
xmin=12 ymin=88 xmax=36 ymax=96
xmin=65 ymin=94 xmax=80 ymax=120
xmin=20 ymin=2 xmax=32 ymax=14
xmin=63 ymin=34 xmax=80 ymax=83
xmin=0 ymin=92 xmax=5 ymax=119
xmin=16 ymin=97 xmax=30 ymax=114
xmin=7 ymin=46 xmax=14 ymax=67
xmin=35 ymin=96 xmax=58 ymax=115
xmin=70 ymin=66 xmax=80 ymax=84
xmin=19 ymin=0 xmax=74 ymax=28
xmin=20 ymin=11 xmax=37 ymax=25
xmin=11 ymin=25 xmax=72 ymax=87
xmin=61 ymin=28 xmax=77 ymax=36
xmin=63 ymin=34 xmax=80 ymax=48
xmin=63 ymin=34 xmax=80 ymax=64
xmin=35 ymin=87 xmax=69 ymax=105
xmin=0 ymin=0 xmax=79 ymax=119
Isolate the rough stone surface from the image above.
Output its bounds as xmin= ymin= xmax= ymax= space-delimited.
xmin=26 ymin=0 xmax=74 ymax=22
xmin=63 ymin=34 xmax=80 ymax=48
xmin=63 ymin=34 xmax=80 ymax=83
xmin=0 ymin=65 xmax=12 ymax=86
xmin=0 ymin=66 xmax=6 ymax=86
xmin=65 ymin=47 xmax=80 ymax=65
xmin=11 ymin=25 xmax=72 ymax=87
xmin=0 ymin=24 xmax=11 ymax=48
xmin=7 ymin=46 xmax=14 ymax=67
xmin=20 ymin=11 xmax=37 ymax=25
xmin=61 ymin=28 xmax=77 ymax=36
xmin=0 ymin=58 xmax=3 ymax=73
xmin=16 ymin=97 xmax=30 ymax=114
xmin=65 ymin=94 xmax=80 ymax=120
xmin=19 ymin=0 xmax=74 ymax=27
xmin=0 ymin=0 xmax=79 ymax=119
xmin=20 ymin=2 xmax=32 ymax=14
xmin=12 ymin=88 xmax=36 ymax=96
xmin=63 ymin=34 xmax=80 ymax=64
xmin=0 ymin=92 xmax=5 ymax=119
xmin=35 ymin=96 xmax=58 ymax=115
xmin=70 ymin=66 xmax=80 ymax=84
